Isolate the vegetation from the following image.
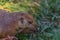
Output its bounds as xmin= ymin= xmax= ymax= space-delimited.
xmin=0 ymin=0 xmax=60 ymax=40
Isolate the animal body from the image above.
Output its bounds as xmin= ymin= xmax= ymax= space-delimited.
xmin=0 ymin=9 xmax=37 ymax=40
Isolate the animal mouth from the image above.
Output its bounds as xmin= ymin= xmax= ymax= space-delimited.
xmin=16 ymin=27 xmax=35 ymax=34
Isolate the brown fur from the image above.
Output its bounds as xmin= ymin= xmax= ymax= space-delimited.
xmin=0 ymin=9 xmax=36 ymax=40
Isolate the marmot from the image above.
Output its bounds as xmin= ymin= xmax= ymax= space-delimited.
xmin=0 ymin=9 xmax=37 ymax=40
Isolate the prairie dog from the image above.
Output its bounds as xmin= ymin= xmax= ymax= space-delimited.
xmin=0 ymin=9 xmax=36 ymax=39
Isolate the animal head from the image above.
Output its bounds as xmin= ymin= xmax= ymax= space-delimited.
xmin=13 ymin=12 xmax=37 ymax=33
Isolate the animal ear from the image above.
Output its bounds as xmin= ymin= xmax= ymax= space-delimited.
xmin=28 ymin=10 xmax=33 ymax=15
xmin=19 ymin=17 xmax=24 ymax=24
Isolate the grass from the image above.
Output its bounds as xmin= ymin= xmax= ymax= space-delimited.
xmin=0 ymin=0 xmax=60 ymax=40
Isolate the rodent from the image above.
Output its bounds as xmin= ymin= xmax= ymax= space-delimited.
xmin=0 ymin=9 xmax=37 ymax=40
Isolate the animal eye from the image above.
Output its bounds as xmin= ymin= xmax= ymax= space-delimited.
xmin=20 ymin=18 xmax=24 ymax=20
xmin=28 ymin=21 xmax=32 ymax=24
